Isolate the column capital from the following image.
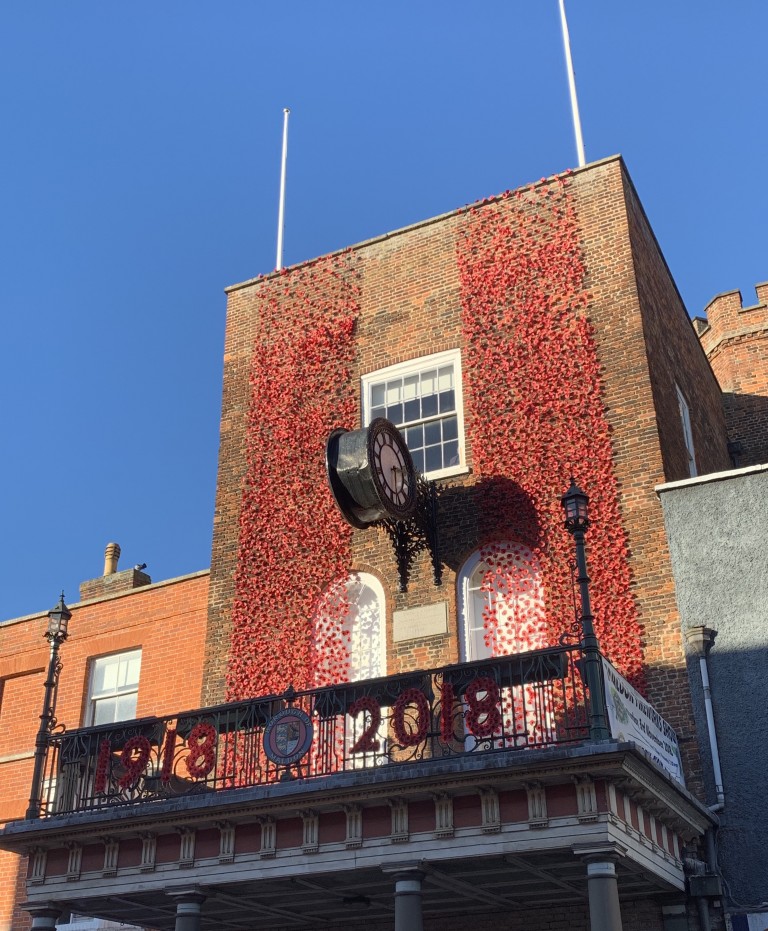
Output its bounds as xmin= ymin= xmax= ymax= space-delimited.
xmin=20 ymin=903 xmax=61 ymax=919
xmin=382 ymin=860 xmax=425 ymax=882
xmin=572 ymin=841 xmax=627 ymax=863
xmin=165 ymin=885 xmax=208 ymax=905
xmin=20 ymin=903 xmax=62 ymax=930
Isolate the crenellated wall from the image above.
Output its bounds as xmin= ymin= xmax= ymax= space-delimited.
xmin=695 ymin=282 xmax=768 ymax=466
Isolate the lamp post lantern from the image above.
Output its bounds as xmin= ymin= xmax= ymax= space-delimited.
xmin=561 ymin=480 xmax=611 ymax=742
xmin=26 ymin=593 xmax=71 ymax=819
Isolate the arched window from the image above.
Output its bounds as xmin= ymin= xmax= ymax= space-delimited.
xmin=458 ymin=542 xmax=547 ymax=662
xmin=458 ymin=543 xmax=554 ymax=748
xmin=313 ymin=572 xmax=386 ymax=687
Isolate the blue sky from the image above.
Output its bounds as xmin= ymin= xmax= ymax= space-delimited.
xmin=1 ymin=2 xmax=765 ymax=621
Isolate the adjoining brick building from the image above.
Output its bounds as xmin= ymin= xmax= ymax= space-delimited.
xmin=693 ymin=282 xmax=768 ymax=468
xmin=0 ymin=155 xmax=756 ymax=931
xmin=0 ymin=551 xmax=209 ymax=931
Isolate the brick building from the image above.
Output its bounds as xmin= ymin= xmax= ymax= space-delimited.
xmin=0 ymin=155 xmax=754 ymax=931
xmin=693 ymin=282 xmax=768 ymax=468
xmin=0 ymin=551 xmax=209 ymax=930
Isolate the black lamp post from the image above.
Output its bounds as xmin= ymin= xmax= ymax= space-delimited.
xmin=26 ymin=593 xmax=71 ymax=819
xmin=561 ymin=480 xmax=611 ymax=742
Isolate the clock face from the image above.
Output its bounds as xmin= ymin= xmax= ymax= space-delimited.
xmin=374 ymin=430 xmax=409 ymax=504
xmin=368 ymin=419 xmax=417 ymax=520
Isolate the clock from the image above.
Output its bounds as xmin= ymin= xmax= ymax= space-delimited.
xmin=326 ymin=418 xmax=418 ymax=527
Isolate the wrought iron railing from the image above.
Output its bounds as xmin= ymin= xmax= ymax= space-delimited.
xmin=35 ymin=645 xmax=592 ymax=818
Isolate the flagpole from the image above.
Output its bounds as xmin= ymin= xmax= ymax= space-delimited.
xmin=558 ymin=0 xmax=586 ymax=168
xmin=276 ymin=107 xmax=290 ymax=270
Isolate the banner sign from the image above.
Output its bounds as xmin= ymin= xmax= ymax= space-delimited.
xmin=602 ymin=658 xmax=685 ymax=785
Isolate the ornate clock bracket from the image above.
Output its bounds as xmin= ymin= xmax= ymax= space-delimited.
xmin=326 ymin=420 xmax=443 ymax=593
xmin=379 ymin=475 xmax=442 ymax=593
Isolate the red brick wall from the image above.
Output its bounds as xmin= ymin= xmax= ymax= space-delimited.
xmin=697 ymin=282 xmax=768 ymax=466
xmin=581 ymin=164 xmax=730 ymax=789
xmin=0 ymin=571 xmax=209 ymax=930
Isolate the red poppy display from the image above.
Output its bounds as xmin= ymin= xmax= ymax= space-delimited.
xmin=457 ymin=176 xmax=644 ymax=688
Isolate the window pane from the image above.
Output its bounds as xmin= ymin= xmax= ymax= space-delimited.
xmin=91 ymin=657 xmax=118 ymax=696
xmin=443 ymin=416 xmax=458 ymax=441
xmin=402 ymin=374 xmax=419 ymax=400
xmin=116 ymin=693 xmax=138 ymax=722
xmin=438 ymin=388 xmax=455 ymax=414
xmin=116 ymin=658 xmax=131 ymax=689
xmin=92 ymin=697 xmax=117 ymax=726
xmin=421 ymin=392 xmax=438 ymax=418
xmin=403 ymin=398 xmax=420 ymax=423
xmin=424 ymin=421 xmax=441 ymax=446
xmin=385 ymin=381 xmax=401 ymax=405
xmin=420 ymin=369 xmax=437 ymax=395
xmin=371 ymin=383 xmax=385 ymax=407
xmin=371 ymin=405 xmax=386 ymax=421
xmin=437 ymin=365 xmax=454 ymax=391
xmin=444 ymin=440 xmax=459 ymax=467
xmin=425 ymin=445 xmax=442 ymax=472
xmin=125 ymin=653 xmax=141 ymax=686
xmin=412 ymin=449 xmax=425 ymax=473
xmin=386 ymin=402 xmax=404 ymax=424
xmin=470 ymin=587 xmax=491 ymax=660
xmin=406 ymin=424 xmax=424 ymax=449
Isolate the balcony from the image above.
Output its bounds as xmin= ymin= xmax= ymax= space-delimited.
xmin=1 ymin=646 xmax=713 ymax=930
xmin=38 ymin=645 xmax=583 ymax=818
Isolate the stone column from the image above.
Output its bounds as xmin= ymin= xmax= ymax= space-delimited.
xmin=21 ymin=904 xmax=61 ymax=930
xmin=166 ymin=887 xmax=207 ymax=931
xmin=392 ymin=867 xmax=425 ymax=931
xmin=585 ymin=858 xmax=623 ymax=931
xmin=574 ymin=843 xmax=626 ymax=931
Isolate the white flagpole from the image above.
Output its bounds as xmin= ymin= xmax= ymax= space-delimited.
xmin=558 ymin=0 xmax=586 ymax=168
xmin=276 ymin=107 xmax=290 ymax=270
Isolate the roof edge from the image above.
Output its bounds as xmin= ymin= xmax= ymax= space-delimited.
xmin=656 ymin=462 xmax=768 ymax=495
xmin=225 ymin=155 xmax=625 ymax=294
xmin=0 ymin=569 xmax=210 ymax=628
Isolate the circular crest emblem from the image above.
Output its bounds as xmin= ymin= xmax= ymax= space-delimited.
xmin=263 ymin=707 xmax=314 ymax=766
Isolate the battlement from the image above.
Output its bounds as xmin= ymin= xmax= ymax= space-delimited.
xmin=696 ymin=282 xmax=768 ymax=355
xmin=695 ymin=279 xmax=768 ymax=468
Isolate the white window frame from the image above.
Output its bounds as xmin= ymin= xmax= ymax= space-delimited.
xmin=85 ymin=649 xmax=142 ymax=726
xmin=361 ymin=349 xmax=467 ymax=480
xmin=345 ymin=572 xmax=387 ymax=685
xmin=458 ymin=548 xmax=493 ymax=663
xmin=457 ymin=544 xmax=547 ymax=662
xmin=675 ymin=384 xmax=697 ymax=477
xmin=344 ymin=573 xmax=388 ymax=768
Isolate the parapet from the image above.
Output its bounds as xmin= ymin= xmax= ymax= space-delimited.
xmin=697 ymin=282 xmax=768 ymax=356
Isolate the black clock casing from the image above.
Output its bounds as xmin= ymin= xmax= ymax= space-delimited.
xmin=326 ymin=418 xmax=418 ymax=527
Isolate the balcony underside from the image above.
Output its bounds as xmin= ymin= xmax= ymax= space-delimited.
xmin=42 ymin=846 xmax=683 ymax=930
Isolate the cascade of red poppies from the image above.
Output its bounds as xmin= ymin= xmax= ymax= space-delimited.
xmin=226 ymin=255 xmax=361 ymax=701
xmin=226 ymin=177 xmax=644 ymax=700
xmin=457 ymin=177 xmax=644 ymax=687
